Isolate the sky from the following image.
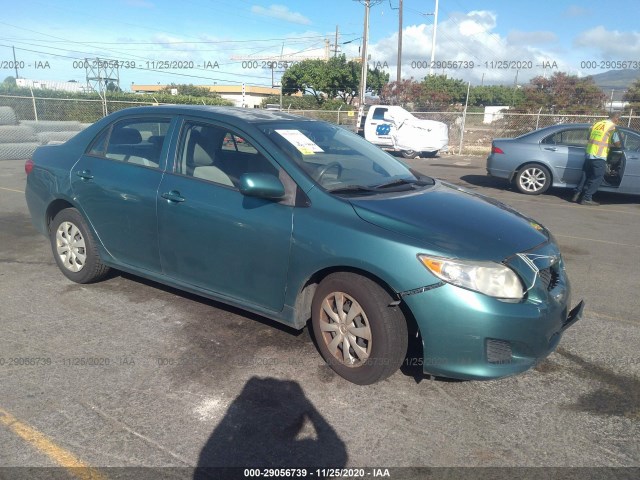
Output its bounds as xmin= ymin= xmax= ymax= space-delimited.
xmin=1 ymin=0 xmax=639 ymax=91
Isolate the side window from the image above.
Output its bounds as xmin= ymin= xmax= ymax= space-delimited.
xmin=101 ymin=118 xmax=170 ymax=168
xmin=177 ymin=122 xmax=278 ymax=187
xmin=372 ymin=108 xmax=387 ymax=121
xmin=561 ymin=129 xmax=589 ymax=147
xmin=621 ymin=131 xmax=640 ymax=151
xmin=222 ymin=132 xmax=259 ymax=154
xmin=87 ymin=128 xmax=109 ymax=156
xmin=542 ymin=129 xmax=588 ymax=147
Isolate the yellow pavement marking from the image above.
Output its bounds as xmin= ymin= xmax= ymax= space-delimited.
xmin=0 ymin=186 xmax=24 ymax=193
xmin=0 ymin=407 xmax=107 ymax=480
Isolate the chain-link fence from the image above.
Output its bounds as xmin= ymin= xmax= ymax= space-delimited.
xmin=2 ymin=93 xmax=639 ymax=160
xmin=278 ymin=106 xmax=640 ymax=155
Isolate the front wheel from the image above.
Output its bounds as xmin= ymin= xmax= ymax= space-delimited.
xmin=514 ymin=163 xmax=551 ymax=195
xmin=50 ymin=208 xmax=110 ymax=283
xmin=311 ymin=273 xmax=408 ymax=385
xmin=401 ymin=150 xmax=418 ymax=159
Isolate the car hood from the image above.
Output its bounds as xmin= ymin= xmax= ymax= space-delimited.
xmin=349 ymin=182 xmax=549 ymax=261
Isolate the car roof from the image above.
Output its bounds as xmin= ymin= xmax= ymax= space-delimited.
xmin=109 ymin=105 xmax=310 ymax=123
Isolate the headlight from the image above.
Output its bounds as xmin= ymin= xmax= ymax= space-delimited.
xmin=418 ymin=255 xmax=524 ymax=300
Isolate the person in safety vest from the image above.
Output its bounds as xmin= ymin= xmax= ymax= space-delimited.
xmin=571 ymin=112 xmax=621 ymax=205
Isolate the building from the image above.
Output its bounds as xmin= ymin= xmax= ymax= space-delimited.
xmin=130 ymin=84 xmax=296 ymax=108
xmin=16 ymin=78 xmax=89 ymax=93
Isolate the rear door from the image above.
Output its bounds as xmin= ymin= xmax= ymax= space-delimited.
xmin=71 ymin=116 xmax=174 ymax=272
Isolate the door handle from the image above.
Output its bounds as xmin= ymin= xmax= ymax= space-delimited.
xmin=76 ymin=169 xmax=94 ymax=180
xmin=544 ymin=147 xmax=557 ymax=151
xmin=161 ymin=190 xmax=185 ymax=203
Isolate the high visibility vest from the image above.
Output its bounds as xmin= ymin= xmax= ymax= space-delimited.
xmin=585 ymin=120 xmax=616 ymax=158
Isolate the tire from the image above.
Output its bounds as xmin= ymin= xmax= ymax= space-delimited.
xmin=311 ymin=273 xmax=408 ymax=385
xmin=401 ymin=150 xmax=418 ymax=159
xmin=514 ymin=163 xmax=551 ymax=195
xmin=49 ymin=208 xmax=110 ymax=283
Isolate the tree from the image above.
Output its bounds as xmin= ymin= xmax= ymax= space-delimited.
xmin=416 ymin=75 xmax=470 ymax=110
xmin=106 ymin=81 xmax=122 ymax=93
xmin=521 ymin=72 xmax=605 ymax=114
xmin=281 ymin=59 xmax=332 ymax=104
xmin=162 ymin=83 xmax=221 ymax=98
xmin=281 ymin=55 xmax=389 ymax=105
xmin=366 ymin=67 xmax=389 ymax=97
xmin=379 ymin=79 xmax=423 ymax=106
xmin=623 ymin=79 xmax=640 ymax=111
xmin=468 ymin=85 xmax=523 ymax=107
xmin=2 ymin=76 xmax=17 ymax=87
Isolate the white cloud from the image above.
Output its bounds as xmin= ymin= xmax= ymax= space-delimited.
xmin=456 ymin=10 xmax=497 ymax=37
xmin=366 ymin=10 xmax=568 ymax=85
xmin=250 ymin=4 xmax=311 ymax=25
xmin=574 ymin=26 xmax=640 ymax=57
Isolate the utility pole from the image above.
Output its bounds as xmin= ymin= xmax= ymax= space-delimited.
xmin=335 ymin=25 xmax=339 ymax=57
xmin=609 ymin=89 xmax=615 ymax=114
xmin=12 ymin=46 xmax=19 ymax=78
xmin=429 ymin=0 xmax=439 ymax=76
xmin=397 ymin=0 xmax=403 ymax=82
xmin=358 ymin=0 xmax=371 ymax=115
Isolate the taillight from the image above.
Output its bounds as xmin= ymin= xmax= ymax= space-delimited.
xmin=491 ymin=145 xmax=504 ymax=154
xmin=25 ymin=159 xmax=34 ymax=174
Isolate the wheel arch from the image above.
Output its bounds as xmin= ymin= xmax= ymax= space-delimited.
xmin=292 ymin=266 xmax=402 ymax=328
xmin=45 ymin=198 xmax=76 ymax=233
xmin=512 ymin=160 xmax=555 ymax=184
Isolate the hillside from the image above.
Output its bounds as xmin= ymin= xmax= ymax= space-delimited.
xmin=590 ymin=69 xmax=640 ymax=99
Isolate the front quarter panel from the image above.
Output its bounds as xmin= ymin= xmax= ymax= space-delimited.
xmin=285 ymin=192 xmax=442 ymax=311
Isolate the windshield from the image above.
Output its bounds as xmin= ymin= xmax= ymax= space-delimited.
xmin=257 ymin=120 xmax=432 ymax=193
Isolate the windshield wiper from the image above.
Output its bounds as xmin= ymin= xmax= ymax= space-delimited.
xmin=327 ymin=184 xmax=376 ymax=195
xmin=373 ymin=178 xmax=419 ymax=190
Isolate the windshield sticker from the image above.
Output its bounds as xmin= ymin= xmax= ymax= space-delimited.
xmin=276 ymin=130 xmax=324 ymax=155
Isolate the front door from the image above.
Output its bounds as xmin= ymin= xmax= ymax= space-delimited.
xmin=618 ymin=129 xmax=640 ymax=194
xmin=157 ymin=119 xmax=294 ymax=312
xmin=365 ymin=107 xmax=395 ymax=147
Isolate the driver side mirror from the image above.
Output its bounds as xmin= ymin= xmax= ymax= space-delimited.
xmin=238 ymin=173 xmax=285 ymax=200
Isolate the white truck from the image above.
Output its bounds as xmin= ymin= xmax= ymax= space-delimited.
xmin=360 ymin=105 xmax=449 ymax=158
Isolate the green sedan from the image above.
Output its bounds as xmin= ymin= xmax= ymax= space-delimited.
xmin=25 ymin=106 xmax=583 ymax=384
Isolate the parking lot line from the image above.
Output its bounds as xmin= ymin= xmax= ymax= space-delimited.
xmin=554 ymin=233 xmax=640 ymax=249
xmin=0 ymin=186 xmax=24 ymax=194
xmin=0 ymin=407 xmax=107 ymax=480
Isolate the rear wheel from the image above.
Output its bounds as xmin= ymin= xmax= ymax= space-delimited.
xmin=311 ymin=273 xmax=408 ymax=385
xmin=514 ymin=163 xmax=551 ymax=195
xmin=50 ymin=208 xmax=110 ymax=283
xmin=401 ymin=150 xmax=418 ymax=159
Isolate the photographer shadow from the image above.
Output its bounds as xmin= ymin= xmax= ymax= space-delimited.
xmin=194 ymin=376 xmax=347 ymax=479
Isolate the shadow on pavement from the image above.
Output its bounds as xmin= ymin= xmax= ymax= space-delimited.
xmin=194 ymin=377 xmax=347 ymax=479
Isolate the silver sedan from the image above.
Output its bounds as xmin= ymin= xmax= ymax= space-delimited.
xmin=486 ymin=123 xmax=640 ymax=195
